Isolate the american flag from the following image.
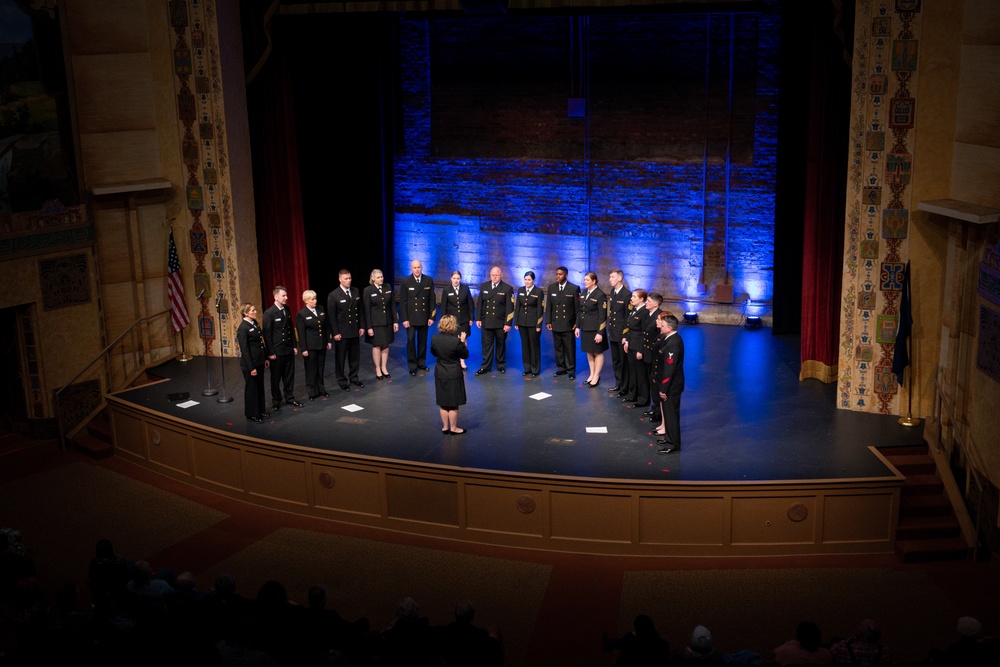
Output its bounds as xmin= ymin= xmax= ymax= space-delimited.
xmin=167 ymin=231 xmax=190 ymax=333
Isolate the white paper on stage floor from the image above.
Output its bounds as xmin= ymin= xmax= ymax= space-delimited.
xmin=176 ymin=400 xmax=199 ymax=409
xmin=585 ymin=426 xmax=608 ymax=433
xmin=342 ymin=404 xmax=364 ymax=412
xmin=529 ymin=392 xmax=552 ymax=401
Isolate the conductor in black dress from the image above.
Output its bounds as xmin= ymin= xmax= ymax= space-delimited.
xmin=475 ymin=266 xmax=514 ymax=375
xmin=654 ymin=312 xmax=685 ymax=454
xmin=514 ymin=270 xmax=543 ymax=377
xmin=431 ymin=314 xmax=469 ymax=435
xmin=546 ymin=266 xmax=579 ymax=380
xmin=295 ymin=290 xmax=331 ymax=400
xmin=328 ymin=269 xmax=366 ymax=391
xmin=606 ymin=269 xmax=632 ymax=394
xmin=441 ymin=270 xmax=475 ymax=371
xmin=262 ymin=286 xmax=302 ymax=411
xmin=400 ymin=259 xmax=436 ymax=375
xmin=363 ymin=268 xmax=398 ymax=380
xmin=236 ymin=303 xmax=270 ymax=423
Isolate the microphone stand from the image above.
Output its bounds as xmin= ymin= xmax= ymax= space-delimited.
xmin=216 ymin=295 xmax=233 ymax=403
xmin=200 ymin=290 xmax=218 ymax=397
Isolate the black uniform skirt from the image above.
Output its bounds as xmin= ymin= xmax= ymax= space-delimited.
xmin=435 ymin=375 xmax=467 ymax=408
xmin=366 ymin=325 xmax=394 ymax=347
xmin=580 ymin=329 xmax=610 ymax=354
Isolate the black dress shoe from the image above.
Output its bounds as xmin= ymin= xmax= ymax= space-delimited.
xmin=522 ymin=371 xmax=530 ymax=377
xmin=320 ymin=391 xmax=329 ymax=397
xmin=340 ymin=384 xmax=350 ymax=391
xmin=499 ymin=368 xmax=506 ymax=374
xmin=410 ymin=370 xmax=417 ymax=376
xmin=589 ymin=379 xmax=600 ymax=388
xmin=532 ymin=372 xmax=540 ymax=377
xmin=554 ymin=370 xmax=567 ymax=376
xmin=608 ymin=385 xmax=620 ymax=392
xmin=621 ymin=396 xmax=636 ymax=403
xmin=568 ymin=374 xmax=575 ymax=380
xmin=247 ymin=416 xmax=263 ymax=423
xmin=657 ymin=445 xmax=679 ymax=454
xmin=420 ymin=366 xmax=430 ymax=371
xmin=287 ymin=400 xmax=304 ymax=408
xmin=642 ymin=410 xmax=655 ymax=417
xmin=272 ymin=404 xmax=282 ymax=411
xmin=630 ymin=403 xmax=647 ymax=409
xmin=351 ymin=380 xmax=364 ymax=388
xmin=260 ymin=412 xmax=270 ymax=419
xmin=475 ymin=369 xmax=489 ymax=376
xmin=375 ymin=374 xmax=384 ymax=381
xmin=617 ymin=390 xmax=628 ymax=397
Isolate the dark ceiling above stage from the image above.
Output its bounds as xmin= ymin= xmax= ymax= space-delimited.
xmin=273 ymin=0 xmax=763 ymax=14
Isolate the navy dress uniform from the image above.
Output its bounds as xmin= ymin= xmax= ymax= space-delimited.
xmin=622 ymin=306 xmax=649 ymax=406
xmin=578 ymin=288 xmax=609 ymax=353
xmin=514 ymin=284 xmax=544 ymax=376
xmin=363 ymin=283 xmax=397 ymax=346
xmin=328 ymin=285 xmax=366 ymax=389
xmin=237 ymin=316 xmax=268 ymax=421
xmin=546 ymin=279 xmax=580 ymax=378
xmin=641 ymin=311 xmax=662 ymax=416
xmin=475 ymin=280 xmax=515 ymax=373
xmin=607 ymin=285 xmax=632 ymax=391
xmin=399 ymin=273 xmax=436 ymax=373
xmin=262 ymin=301 xmax=300 ymax=409
xmin=441 ymin=283 xmax=476 ymax=336
xmin=296 ymin=304 xmax=331 ymax=399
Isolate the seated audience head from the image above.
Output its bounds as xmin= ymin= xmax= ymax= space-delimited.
xmin=797 ymin=621 xmax=823 ymax=651
xmin=396 ymin=596 xmax=420 ymax=620
xmin=454 ymin=600 xmax=475 ymax=623
xmin=690 ymin=625 xmax=713 ymax=656
xmin=956 ymin=616 xmax=983 ymax=639
xmin=308 ymin=584 xmax=328 ymax=609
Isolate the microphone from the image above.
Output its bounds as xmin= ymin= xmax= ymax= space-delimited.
xmin=197 ymin=289 xmax=206 ymax=299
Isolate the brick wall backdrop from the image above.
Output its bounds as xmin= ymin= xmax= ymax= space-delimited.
xmin=393 ymin=10 xmax=779 ymax=308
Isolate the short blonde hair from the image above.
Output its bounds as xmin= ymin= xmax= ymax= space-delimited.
xmin=302 ymin=290 xmax=316 ymax=301
xmin=438 ymin=314 xmax=458 ymax=334
xmin=370 ymin=269 xmax=383 ymax=285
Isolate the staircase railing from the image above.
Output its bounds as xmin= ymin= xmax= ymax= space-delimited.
xmin=54 ymin=309 xmax=175 ymax=449
xmin=932 ymin=371 xmax=987 ymax=560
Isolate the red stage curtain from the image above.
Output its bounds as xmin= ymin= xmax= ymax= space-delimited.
xmin=800 ymin=5 xmax=850 ymax=383
xmin=247 ymin=23 xmax=310 ymax=306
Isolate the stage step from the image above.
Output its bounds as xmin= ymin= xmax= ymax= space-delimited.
xmin=877 ymin=444 xmax=970 ymax=563
xmin=70 ymin=409 xmax=114 ymax=459
xmin=894 ymin=537 xmax=970 ymax=563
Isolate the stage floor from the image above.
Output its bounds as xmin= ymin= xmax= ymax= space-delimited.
xmin=115 ymin=324 xmax=921 ymax=482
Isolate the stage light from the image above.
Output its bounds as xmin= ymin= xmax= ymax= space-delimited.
xmin=745 ymin=315 xmax=762 ymax=330
xmin=683 ymin=312 xmax=698 ymax=324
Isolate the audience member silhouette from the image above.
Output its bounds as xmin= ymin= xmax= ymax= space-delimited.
xmin=773 ymin=621 xmax=832 ymax=665
xmin=929 ymin=615 xmax=990 ymax=666
xmin=602 ymin=613 xmax=671 ymax=666
xmin=830 ymin=619 xmax=891 ymax=665
xmin=670 ymin=624 xmax=726 ymax=665
xmin=435 ymin=600 xmax=503 ymax=667
xmin=378 ymin=596 xmax=434 ymax=666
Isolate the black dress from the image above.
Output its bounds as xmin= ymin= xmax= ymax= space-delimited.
xmin=363 ymin=284 xmax=396 ymax=346
xmin=431 ymin=333 xmax=469 ymax=408
xmin=578 ymin=288 xmax=610 ymax=353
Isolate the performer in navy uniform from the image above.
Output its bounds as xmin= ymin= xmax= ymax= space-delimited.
xmin=296 ymin=290 xmax=331 ymax=400
xmin=262 ymin=286 xmax=302 ymax=411
xmin=654 ymin=312 xmax=685 ymax=454
xmin=620 ymin=289 xmax=649 ymax=408
xmin=399 ymin=259 xmax=436 ymax=375
xmin=440 ymin=270 xmax=475 ymax=371
xmin=363 ymin=268 xmax=397 ymax=380
xmin=545 ymin=266 xmax=579 ymax=380
xmin=431 ymin=315 xmax=469 ymax=435
xmin=474 ymin=266 xmax=514 ymax=375
xmin=237 ymin=303 xmax=270 ymax=423
xmin=514 ymin=270 xmax=544 ymax=377
xmin=576 ymin=271 xmax=609 ymax=388
xmin=606 ymin=269 xmax=632 ymax=394
xmin=640 ymin=292 xmax=664 ymax=420
xmin=328 ymin=269 xmax=366 ymax=391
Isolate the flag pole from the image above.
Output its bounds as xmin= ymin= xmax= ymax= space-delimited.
xmin=178 ymin=328 xmax=192 ymax=362
xmin=898 ymin=338 xmax=921 ymax=427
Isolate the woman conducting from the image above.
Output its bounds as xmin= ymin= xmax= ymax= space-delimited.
xmin=430 ymin=314 xmax=469 ymax=435
xmin=575 ymin=271 xmax=609 ymax=388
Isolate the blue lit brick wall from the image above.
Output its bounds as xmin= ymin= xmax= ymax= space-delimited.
xmin=394 ymin=10 xmax=778 ymax=305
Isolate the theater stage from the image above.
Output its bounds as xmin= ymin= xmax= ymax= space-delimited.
xmin=106 ymin=324 xmax=921 ymax=556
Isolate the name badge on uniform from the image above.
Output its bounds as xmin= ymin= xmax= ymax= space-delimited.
xmin=340 ymin=299 xmax=347 ymax=303
xmin=306 ymin=316 xmax=313 ymax=320
xmin=409 ymin=287 xmax=415 ymax=290
xmin=275 ymin=318 xmax=282 ymax=321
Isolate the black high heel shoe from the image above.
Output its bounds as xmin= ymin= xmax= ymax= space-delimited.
xmin=375 ymin=373 xmax=384 ymax=381
xmin=588 ymin=379 xmax=600 ymax=389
